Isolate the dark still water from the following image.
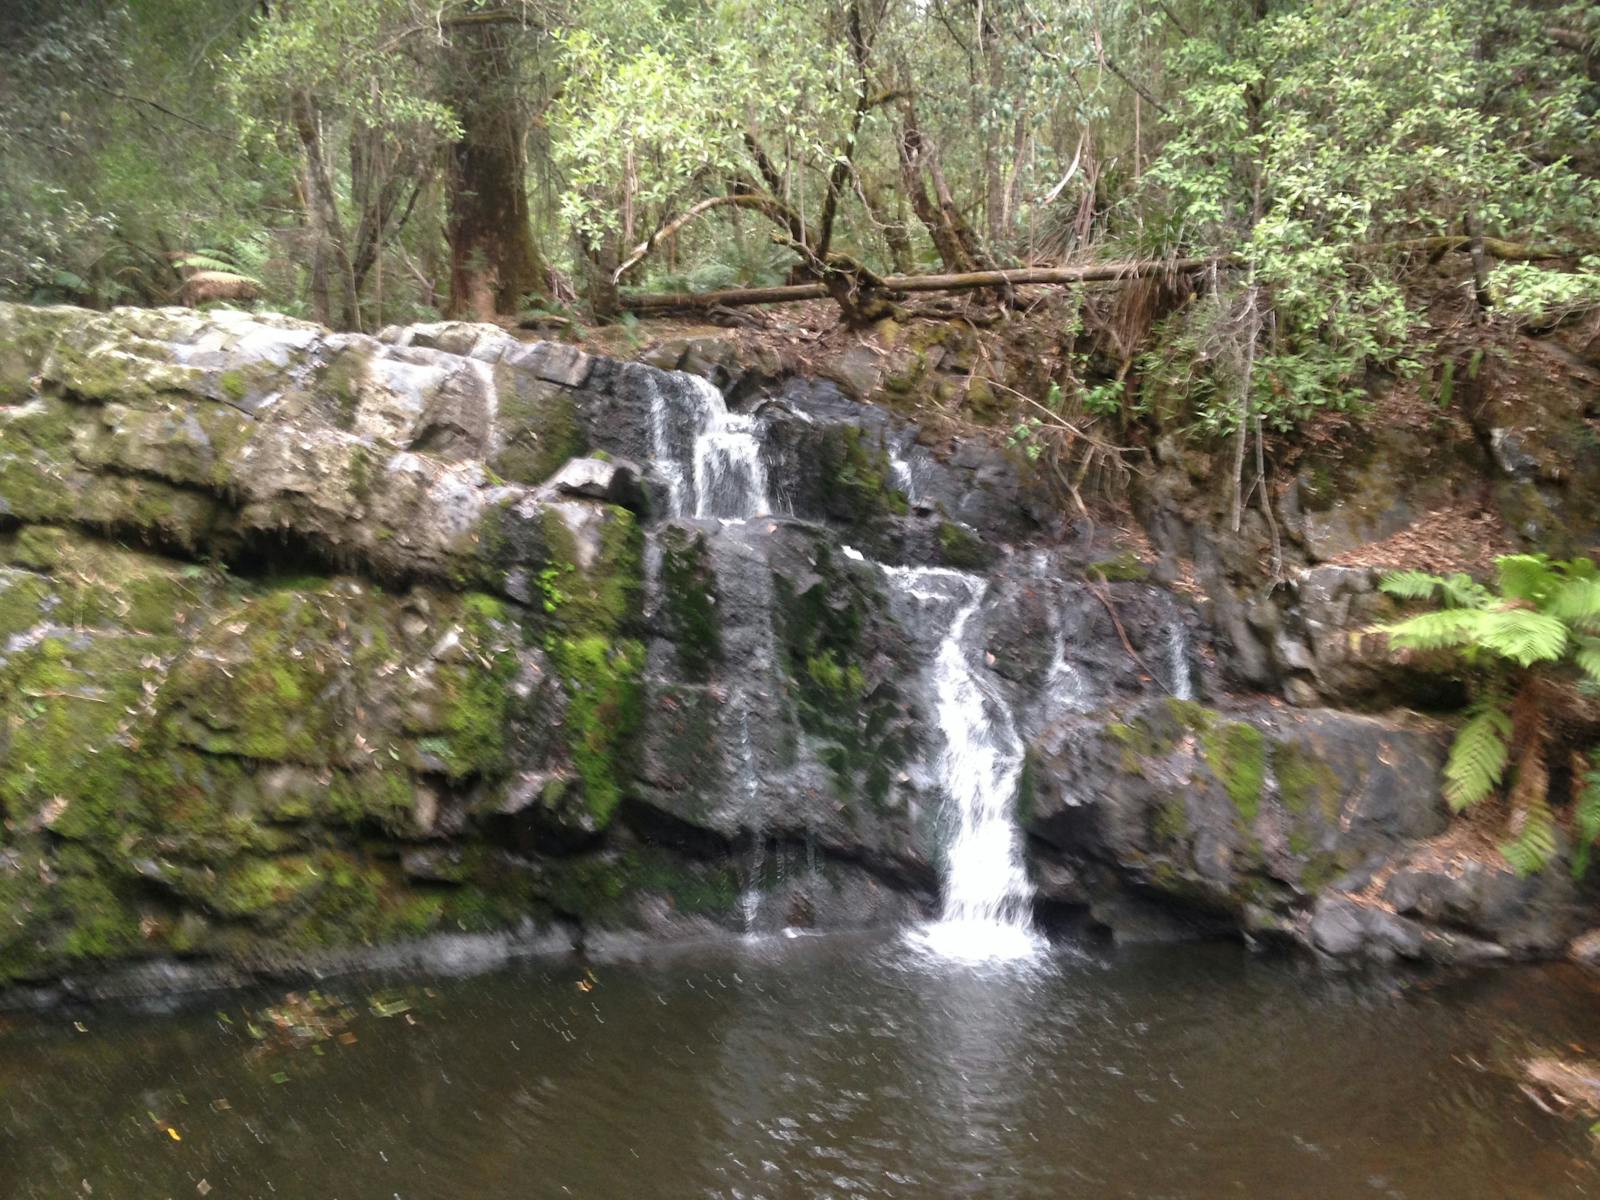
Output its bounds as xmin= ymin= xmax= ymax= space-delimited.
xmin=4 ymin=933 xmax=1600 ymax=1199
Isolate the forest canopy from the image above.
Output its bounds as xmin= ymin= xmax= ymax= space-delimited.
xmin=1 ymin=0 xmax=1597 ymax=432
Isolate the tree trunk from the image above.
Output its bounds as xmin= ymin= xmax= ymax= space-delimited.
xmin=290 ymin=90 xmax=359 ymax=330
xmin=445 ymin=22 xmax=548 ymax=320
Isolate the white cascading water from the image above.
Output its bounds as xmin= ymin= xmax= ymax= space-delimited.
xmin=886 ymin=566 xmax=1041 ymax=962
xmin=1167 ymin=619 xmax=1196 ymax=700
xmin=646 ymin=372 xmax=769 ymax=519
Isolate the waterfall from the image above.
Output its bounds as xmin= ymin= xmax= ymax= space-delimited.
xmin=1167 ymin=620 xmax=1195 ymax=701
xmin=885 ymin=566 xmax=1041 ymax=962
xmin=646 ymin=372 xmax=769 ymax=519
xmin=733 ymin=700 xmax=767 ymax=933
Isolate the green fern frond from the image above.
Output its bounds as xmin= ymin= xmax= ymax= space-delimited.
xmin=1444 ymin=702 xmax=1511 ymax=811
xmin=1496 ymin=554 xmax=1555 ymax=603
xmin=1572 ymin=761 xmax=1600 ymax=878
xmin=1551 ymin=578 xmax=1600 ymax=628
xmin=175 ymin=252 xmax=243 ymax=274
xmin=1501 ymin=795 xmax=1558 ymax=876
xmin=1475 ymin=608 xmax=1569 ymax=665
xmin=1440 ymin=573 xmax=1493 ymax=609
xmin=1380 ymin=608 xmax=1485 ymax=651
xmin=1379 ymin=570 xmax=1448 ymax=600
xmin=1575 ymin=638 xmax=1600 ymax=685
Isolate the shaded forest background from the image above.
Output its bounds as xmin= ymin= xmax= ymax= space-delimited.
xmin=0 ymin=0 xmax=1597 ymax=439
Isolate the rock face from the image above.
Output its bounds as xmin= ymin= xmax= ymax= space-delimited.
xmin=0 ymin=302 xmax=1589 ymax=992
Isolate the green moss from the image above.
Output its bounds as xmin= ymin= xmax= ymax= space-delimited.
xmin=772 ymin=542 xmax=910 ymax=807
xmin=161 ymin=588 xmax=347 ymax=763
xmin=937 ymin=521 xmax=990 ymax=570
xmin=0 ymin=632 xmax=174 ymax=845
xmin=1 ymin=395 xmax=82 ymax=453
xmin=1202 ymin=721 xmax=1267 ymax=826
xmin=550 ymin=634 xmax=645 ymax=825
xmin=1085 ymin=551 xmax=1151 ymax=583
xmin=541 ymin=848 xmax=738 ymax=926
xmin=431 ymin=594 xmax=519 ymax=779
xmin=323 ymin=769 xmax=418 ymax=834
xmin=1015 ymin=746 xmax=1041 ymax=826
xmin=537 ymin=505 xmax=642 ymax=638
xmin=348 ymin=443 xmax=376 ymax=505
xmin=1153 ymin=796 xmax=1190 ymax=845
xmin=819 ymin=427 xmax=909 ymax=526
xmin=1163 ymin=697 xmax=1213 ymax=731
xmin=217 ymin=369 xmax=248 ymax=404
xmin=211 ymin=854 xmax=328 ymax=920
xmin=1274 ymin=740 xmax=1341 ymax=820
xmin=1 ymin=526 xmax=221 ymax=636
xmin=0 ymin=571 xmax=54 ymax=640
xmin=805 ymin=651 xmax=866 ymax=704
xmin=657 ymin=524 xmax=720 ymax=678
xmin=0 ymin=453 xmax=76 ymax=523
xmin=490 ymin=368 xmax=586 ymax=484
xmin=319 ymin=346 xmax=373 ymax=430
xmin=1299 ymin=852 xmax=1345 ymax=894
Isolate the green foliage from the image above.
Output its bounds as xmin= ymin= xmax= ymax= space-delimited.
xmin=1381 ymin=553 xmax=1600 ymax=870
xmin=1501 ymin=796 xmax=1559 ymax=878
xmin=1137 ymin=0 xmax=1598 ymax=434
xmin=1493 ymin=258 xmax=1600 ymax=326
xmin=1443 ymin=703 xmax=1512 ymax=812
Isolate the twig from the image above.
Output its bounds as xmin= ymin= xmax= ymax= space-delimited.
xmin=1086 ymin=577 xmax=1170 ymax=693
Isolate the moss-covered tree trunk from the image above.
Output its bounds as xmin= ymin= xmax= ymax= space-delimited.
xmin=444 ymin=21 xmax=548 ymax=321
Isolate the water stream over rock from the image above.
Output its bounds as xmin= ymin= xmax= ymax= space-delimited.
xmin=646 ymin=370 xmax=770 ymax=519
xmin=884 ymin=565 xmax=1041 ymax=961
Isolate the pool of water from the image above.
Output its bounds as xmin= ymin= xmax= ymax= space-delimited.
xmin=4 ymin=932 xmax=1599 ymax=1199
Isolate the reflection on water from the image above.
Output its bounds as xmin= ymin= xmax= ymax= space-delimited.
xmin=3 ymin=933 xmax=1599 ymax=1199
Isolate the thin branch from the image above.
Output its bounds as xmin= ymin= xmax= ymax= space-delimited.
xmin=612 ymin=193 xmax=801 ymax=282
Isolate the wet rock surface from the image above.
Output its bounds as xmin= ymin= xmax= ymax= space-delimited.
xmin=1 ymin=302 xmax=1592 ymax=994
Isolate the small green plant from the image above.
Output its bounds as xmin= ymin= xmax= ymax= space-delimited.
xmin=1082 ymin=378 xmax=1126 ymax=419
xmin=536 ymin=564 xmax=568 ymax=615
xmin=1007 ymin=417 xmax=1044 ymax=462
xmin=1379 ymin=554 xmax=1600 ymax=875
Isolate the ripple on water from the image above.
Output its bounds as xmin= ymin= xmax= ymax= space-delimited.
xmin=3 ymin=932 xmax=1600 ymax=1199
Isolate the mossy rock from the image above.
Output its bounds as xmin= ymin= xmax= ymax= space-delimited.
xmin=491 ymin=366 xmax=586 ymax=485
xmin=937 ymin=521 xmax=992 ymax=571
xmin=814 ymin=426 xmax=910 ymax=529
xmin=1201 ymin=720 xmax=1267 ymax=827
xmin=1085 ymin=551 xmax=1151 ymax=583
xmin=0 ymin=631 xmax=177 ymax=845
xmin=0 ymin=304 xmax=79 ymax=404
xmin=540 ymin=846 xmax=740 ymax=928
xmin=656 ymin=524 xmax=720 ymax=679
xmin=772 ymin=539 xmax=913 ymax=806
xmin=1 ymin=525 xmax=229 ymax=636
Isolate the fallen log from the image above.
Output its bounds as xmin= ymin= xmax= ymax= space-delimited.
xmin=622 ymin=256 xmax=1229 ymax=312
xmin=619 ymin=237 xmax=1571 ymax=313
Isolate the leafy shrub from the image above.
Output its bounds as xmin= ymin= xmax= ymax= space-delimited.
xmin=1379 ymin=555 xmax=1600 ymax=874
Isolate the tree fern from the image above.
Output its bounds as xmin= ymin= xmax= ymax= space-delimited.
xmin=1551 ymin=577 xmax=1600 ymax=628
xmin=175 ymin=251 xmax=245 ymax=274
xmin=1475 ymin=608 xmax=1569 ymax=666
xmin=1440 ymin=573 xmax=1493 ymax=609
xmin=1444 ymin=701 xmax=1512 ymax=811
xmin=1501 ymin=794 xmax=1558 ymax=877
xmin=1380 ymin=607 xmax=1485 ymax=652
xmin=1573 ymin=637 xmax=1600 ymax=688
xmin=1495 ymin=554 xmax=1557 ymax=604
xmin=1379 ymin=570 xmax=1450 ymax=601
